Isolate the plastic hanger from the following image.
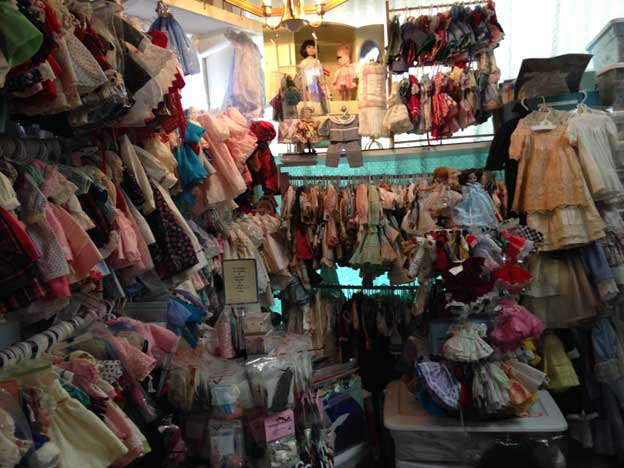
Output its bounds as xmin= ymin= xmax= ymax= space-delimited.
xmin=576 ymin=90 xmax=590 ymax=114
xmin=530 ymin=97 xmax=556 ymax=131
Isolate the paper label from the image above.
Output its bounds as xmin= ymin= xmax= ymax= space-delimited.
xmin=223 ymin=259 xmax=258 ymax=305
xmin=264 ymin=409 xmax=295 ymax=442
xmin=448 ymin=265 xmax=463 ymax=276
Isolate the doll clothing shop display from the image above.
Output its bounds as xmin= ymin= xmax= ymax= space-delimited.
xmin=321 ymin=115 xmax=363 ymax=168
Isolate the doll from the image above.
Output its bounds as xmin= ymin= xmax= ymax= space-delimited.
xmin=452 ymin=169 xmax=499 ymax=228
xmin=418 ymin=167 xmax=463 ymax=231
xmin=332 ymin=44 xmax=357 ymax=100
xmin=295 ymin=40 xmax=331 ymax=114
xmin=292 ymin=106 xmax=320 ymax=154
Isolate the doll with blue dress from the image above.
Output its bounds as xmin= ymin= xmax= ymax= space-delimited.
xmin=452 ymin=169 xmax=499 ymax=228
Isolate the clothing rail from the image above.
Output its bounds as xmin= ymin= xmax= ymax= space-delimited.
xmin=284 ymin=172 xmax=431 ymax=181
xmin=0 ymin=301 xmax=106 ymax=369
xmin=387 ymin=0 xmax=486 ymax=13
xmin=317 ymin=284 xmax=418 ymax=290
xmin=0 ymin=135 xmax=63 ymax=163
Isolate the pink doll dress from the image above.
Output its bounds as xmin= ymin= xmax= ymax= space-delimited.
xmin=109 ymin=335 xmax=157 ymax=382
xmin=333 ymin=63 xmax=356 ymax=91
xmin=48 ymin=203 xmax=103 ymax=284
xmin=197 ymin=113 xmax=247 ymax=206
xmin=491 ymin=298 xmax=544 ymax=350
xmin=111 ymin=318 xmax=179 ymax=365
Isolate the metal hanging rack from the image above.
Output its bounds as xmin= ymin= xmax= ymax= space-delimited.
xmin=284 ymin=173 xmax=431 ymax=186
xmin=383 ymin=0 xmax=494 ymax=149
xmin=387 ymin=0 xmax=487 ymax=14
xmin=317 ymin=284 xmax=418 ymax=290
xmin=0 ymin=309 xmax=102 ymax=369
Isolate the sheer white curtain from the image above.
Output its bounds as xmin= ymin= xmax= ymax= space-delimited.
xmin=494 ymin=0 xmax=624 ymax=79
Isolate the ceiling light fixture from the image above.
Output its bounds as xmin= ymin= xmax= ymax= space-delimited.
xmin=224 ymin=0 xmax=348 ymax=32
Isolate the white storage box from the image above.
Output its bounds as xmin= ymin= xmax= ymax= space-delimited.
xmin=587 ymin=18 xmax=624 ymax=74
xmin=596 ymin=63 xmax=624 ymax=110
xmin=384 ymin=380 xmax=568 ymax=466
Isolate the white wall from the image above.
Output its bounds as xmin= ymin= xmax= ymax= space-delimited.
xmin=181 ymin=30 xmax=264 ymax=113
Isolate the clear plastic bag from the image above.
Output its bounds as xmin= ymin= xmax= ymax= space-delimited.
xmin=267 ymin=435 xmax=300 ymax=468
xmin=247 ymin=356 xmax=295 ymax=413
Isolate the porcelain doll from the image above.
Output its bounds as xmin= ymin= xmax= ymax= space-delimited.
xmin=452 ymin=169 xmax=499 ymax=228
xmin=292 ymin=106 xmax=320 ymax=154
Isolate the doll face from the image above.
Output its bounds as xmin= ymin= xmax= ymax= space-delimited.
xmin=301 ymin=107 xmax=313 ymax=119
xmin=467 ymin=172 xmax=478 ymax=184
xmin=187 ymin=106 xmax=198 ymax=121
xmin=305 ymin=44 xmax=316 ymax=57
xmin=434 ymin=174 xmax=447 ymax=184
xmin=448 ymin=169 xmax=460 ymax=188
xmin=337 ymin=54 xmax=350 ymax=66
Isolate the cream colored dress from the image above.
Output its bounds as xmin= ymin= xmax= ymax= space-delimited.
xmin=47 ymin=380 xmax=128 ymax=468
xmin=510 ymin=115 xmax=605 ymax=250
xmin=567 ymin=109 xmax=624 ymax=203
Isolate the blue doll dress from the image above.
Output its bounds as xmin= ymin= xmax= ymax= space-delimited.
xmin=452 ymin=182 xmax=498 ymax=228
xmin=149 ymin=13 xmax=200 ymax=76
xmin=175 ymin=121 xmax=209 ymax=190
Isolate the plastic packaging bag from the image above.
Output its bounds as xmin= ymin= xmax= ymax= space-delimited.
xmin=247 ymin=356 xmax=295 ymax=413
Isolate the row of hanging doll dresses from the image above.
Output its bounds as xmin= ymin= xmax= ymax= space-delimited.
xmin=386 ymin=2 xmax=504 ymax=70
xmin=0 ymin=107 xmax=279 ymax=324
xmin=281 ymin=183 xmax=413 ymax=286
xmin=0 ymin=0 xmax=186 ymax=135
xmin=0 ymin=313 xmax=188 ymax=468
xmin=504 ymin=108 xmax=624 ymax=328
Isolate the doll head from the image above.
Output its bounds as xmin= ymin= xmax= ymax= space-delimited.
xmin=459 ymin=168 xmax=482 ymax=185
xmin=488 ymin=67 xmax=501 ymax=84
xmin=300 ymin=106 xmax=314 ymax=120
xmin=300 ymin=40 xmax=317 ymax=59
xmin=336 ymin=44 xmax=351 ymax=66
xmin=448 ymin=168 xmax=460 ymax=189
xmin=184 ymin=107 xmax=199 ymax=121
xmin=432 ymin=167 xmax=450 ymax=185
